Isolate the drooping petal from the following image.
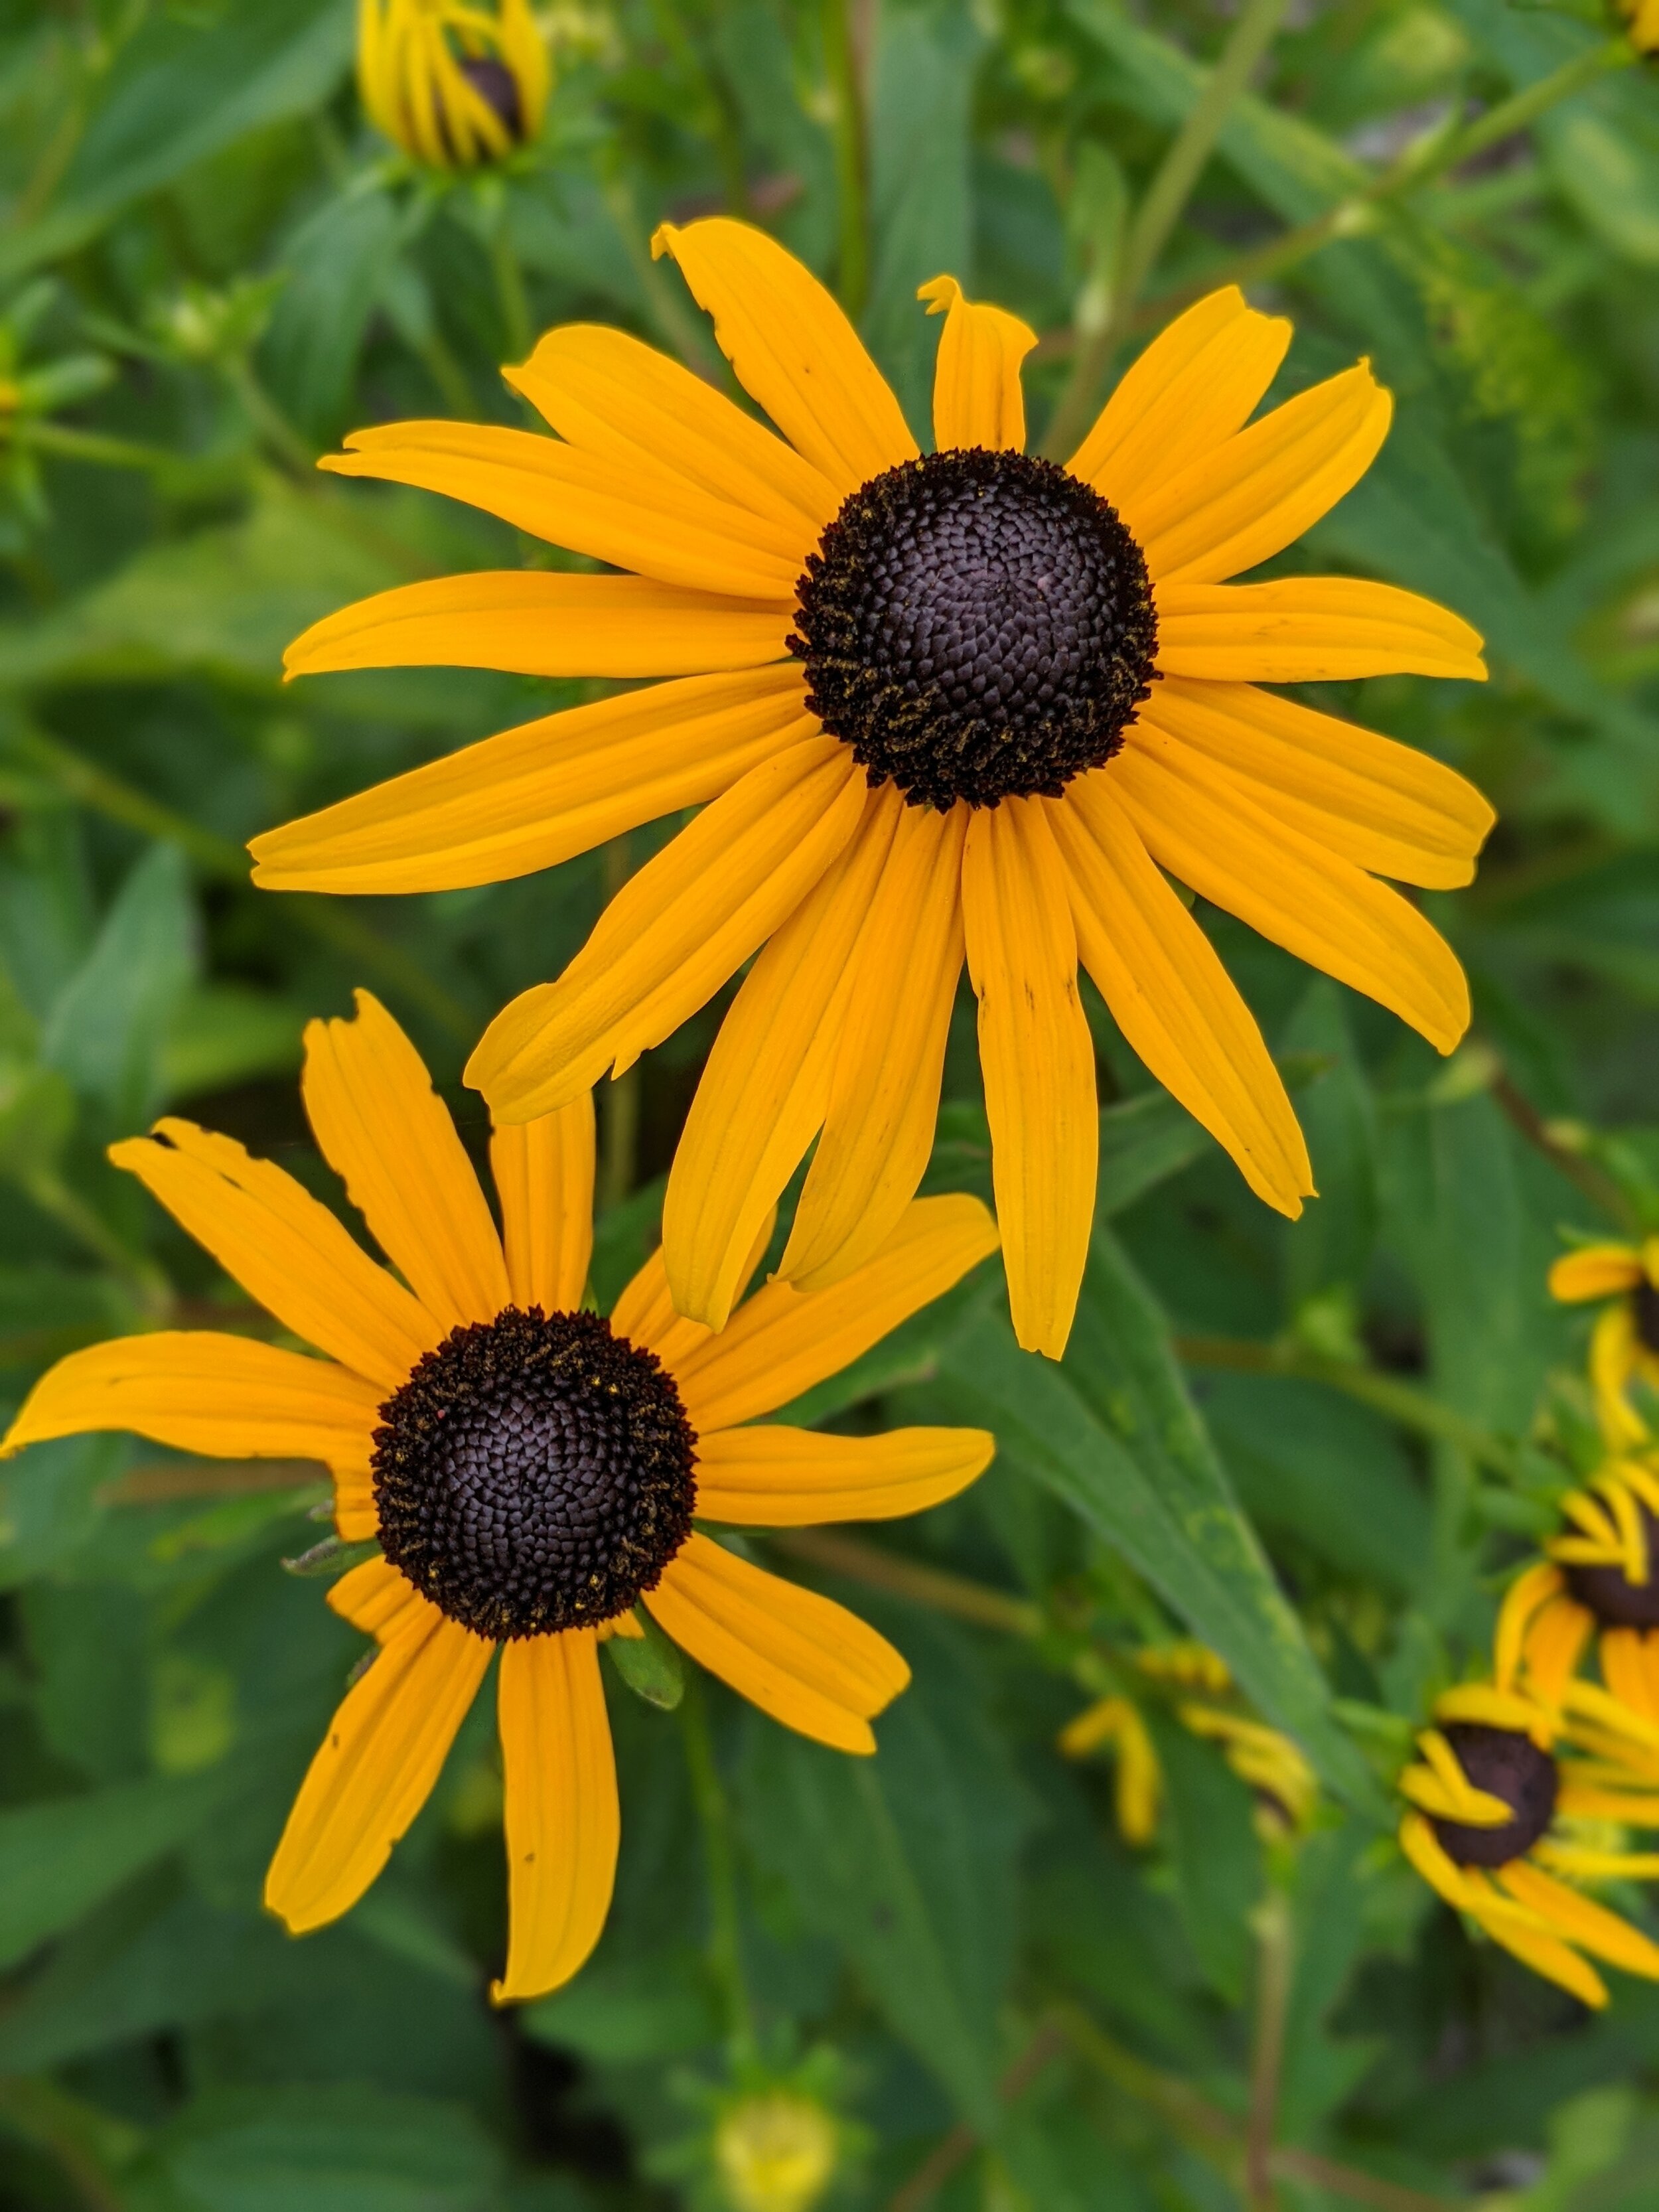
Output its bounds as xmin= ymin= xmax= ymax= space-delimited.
xmin=693 ymin=1424 xmax=994 ymax=1526
xmin=1494 ymin=1560 xmax=1567 ymax=1692
xmin=467 ymin=735 xmax=867 ymax=1122
xmin=493 ymin=1630 xmax=618 ymax=2002
xmin=1467 ymin=1901 xmax=1608 ymax=2008
xmin=611 ymin=1208 xmax=776 ymax=1378
xmin=1602 ymin=1629 xmax=1659 ymax=1727
xmin=250 ymin=666 xmax=812 ymax=897
xmin=1154 ymin=577 xmax=1488 ymax=684
xmin=1048 ymin=775 xmax=1312 ymax=1217
xmin=302 ymin=991 xmax=510 ymax=1335
xmin=490 ymin=1096 xmax=597 ymax=1315
xmin=652 ymin=218 xmax=917 ymax=493
xmin=918 ymin=276 xmax=1035 ymax=453
xmin=961 ymin=798 xmax=1097 ymax=1359
xmin=1496 ymin=1861 xmax=1659 ymax=1980
xmin=644 ymin=1532 xmax=908 ymax=1752
xmin=284 ymin=573 xmax=794 ymax=682
xmin=1520 ymin=1597 xmax=1595 ymax=1707
xmin=1549 ymin=1246 xmax=1644 ymax=1303
xmin=110 ymin=1121 xmax=439 ymax=1391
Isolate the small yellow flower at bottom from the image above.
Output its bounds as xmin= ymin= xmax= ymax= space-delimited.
xmin=715 ymin=2093 xmax=839 ymax=2212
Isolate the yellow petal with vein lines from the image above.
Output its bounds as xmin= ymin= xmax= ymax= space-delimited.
xmin=321 ymin=422 xmax=804 ymax=599
xmin=1135 ymin=364 xmax=1391 ymax=585
xmin=644 ymin=1532 xmax=908 ymax=1752
xmin=693 ymin=1424 xmax=993 ymax=1526
xmin=1066 ymin=287 xmax=1291 ymax=518
xmin=1048 ymin=775 xmax=1312 ymax=1217
xmin=493 ymin=1630 xmax=618 ymax=2002
xmin=328 ymin=1556 xmax=424 ymax=1641
xmin=284 ymin=572 xmax=794 ymax=682
xmin=662 ymin=790 xmax=898 ymax=1332
xmin=918 ymin=276 xmax=1035 ymax=453
xmin=303 ymin=991 xmax=509 ymax=1334
xmin=670 ymin=1194 xmax=999 ymax=1434
xmin=1497 ymin=1860 xmax=1659 ymax=1979
xmin=491 ymin=1096 xmax=596 ymax=1315
xmin=264 ymin=1603 xmax=491 ymax=1933
xmin=250 ymin=666 xmax=811 ymax=897
xmin=652 ymin=218 xmax=917 ymax=493
xmin=782 ymin=800 xmax=966 ymax=1290
xmin=1549 ymin=1245 xmax=1644 ymax=1302
xmin=1140 ymin=679 xmax=1494 ymax=890
xmin=1155 ymin=577 xmax=1488 ymax=683
xmin=962 ymin=798 xmax=1097 ymax=1359
xmin=467 ymin=736 xmax=867 ymax=1122
xmin=1111 ymin=733 xmax=1471 ymax=1054
xmin=611 ymin=1207 xmax=776 ymax=1378
xmin=111 ymin=1121 xmax=438 ymax=1391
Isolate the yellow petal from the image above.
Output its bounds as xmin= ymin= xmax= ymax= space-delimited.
xmin=781 ymin=798 xmax=967 ymax=1291
xmin=1494 ymin=1560 xmax=1567 ymax=1692
xmin=1048 ymin=774 xmax=1313 ymax=1218
xmin=1398 ymin=1809 xmax=1484 ymax=1913
xmin=1590 ymin=1305 xmax=1650 ymax=1451
xmin=467 ymin=735 xmax=867 ymax=1121
xmin=1066 ymin=287 xmax=1291 ymax=520
xmin=1497 ymin=1861 xmax=1659 ymax=1980
xmin=490 ymin=1096 xmax=596 ymax=1315
xmin=644 ymin=1532 xmax=908 ymax=1752
xmin=651 ymin=217 xmax=917 ymax=493
xmin=284 ymin=572 xmax=794 ymax=682
xmin=1058 ymin=1694 xmax=1133 ymax=1759
xmin=328 ymin=1556 xmax=425 ymax=1640
xmin=1154 ymin=577 xmax=1488 ymax=683
xmin=918 ymin=275 xmax=1035 ymax=452
xmin=1549 ymin=1246 xmax=1644 ymax=1303
xmin=1135 ymin=363 xmax=1392 ymax=585
xmin=492 ymin=1630 xmax=618 ymax=2002
xmin=264 ymin=1602 xmax=491 ymax=1933
xmin=111 ymin=1120 xmax=438 ymax=1391
xmin=1111 ymin=732 xmax=1471 ymax=1054
xmin=661 ymin=790 xmax=898 ymax=1332
xmin=961 ymin=797 xmax=1097 ymax=1359
xmin=692 ymin=1424 xmax=994 ymax=1526
xmin=321 ymin=421 xmax=805 ymax=599
xmin=610 ymin=1207 xmax=776 ymax=1377
xmin=669 ymin=1193 xmax=999 ymax=1433
xmin=1599 ymin=1629 xmax=1659 ymax=1728
xmin=1139 ymin=678 xmax=1494 ymax=891
xmin=1522 ymin=1597 xmax=1595 ymax=1708
xmin=1472 ymin=1905 xmax=1609 ymax=2008
xmin=302 ymin=991 xmax=510 ymax=1335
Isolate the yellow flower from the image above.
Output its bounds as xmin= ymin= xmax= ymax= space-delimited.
xmin=359 ymin=0 xmax=549 ymax=169
xmin=1 ymin=991 xmax=997 ymax=2002
xmin=259 ymin=222 xmax=1492 ymax=1358
xmin=1550 ymin=1238 xmax=1659 ymax=1446
xmin=1398 ymin=1681 xmax=1659 ymax=2008
xmin=1624 ymin=0 xmax=1659 ymax=55
xmin=1058 ymin=1694 xmax=1161 ymax=1842
xmin=1495 ymin=1454 xmax=1659 ymax=1722
xmin=715 ymin=2093 xmax=839 ymax=2212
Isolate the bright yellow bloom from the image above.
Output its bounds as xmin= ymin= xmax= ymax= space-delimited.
xmin=1496 ymin=1454 xmax=1659 ymax=1722
xmin=260 ymin=221 xmax=1491 ymax=1358
xmin=1398 ymin=1681 xmax=1659 ymax=2008
xmin=715 ymin=2093 xmax=839 ymax=2212
xmin=359 ymin=0 xmax=549 ymax=169
xmin=1 ymin=992 xmax=996 ymax=2002
xmin=1550 ymin=1238 xmax=1659 ymax=1446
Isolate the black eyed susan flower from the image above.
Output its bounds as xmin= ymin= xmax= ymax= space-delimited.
xmin=258 ymin=221 xmax=1492 ymax=1357
xmin=359 ymin=0 xmax=549 ymax=169
xmin=1398 ymin=1682 xmax=1659 ymax=2007
xmin=1496 ymin=1451 xmax=1659 ymax=1720
xmin=1550 ymin=1239 xmax=1659 ymax=1446
xmin=1 ymin=992 xmax=996 ymax=2001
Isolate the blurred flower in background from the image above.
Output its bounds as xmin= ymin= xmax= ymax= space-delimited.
xmin=1550 ymin=1238 xmax=1659 ymax=1445
xmin=1497 ymin=1453 xmax=1659 ymax=1716
xmin=714 ymin=2090 xmax=839 ymax=2212
xmin=359 ymin=0 xmax=551 ymax=169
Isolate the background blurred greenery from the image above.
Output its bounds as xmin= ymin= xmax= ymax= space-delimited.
xmin=1 ymin=0 xmax=1658 ymax=2205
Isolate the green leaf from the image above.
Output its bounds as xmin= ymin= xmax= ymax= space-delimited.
xmin=259 ymin=185 xmax=409 ymax=439
xmin=1145 ymin=1710 xmax=1260 ymax=2002
xmin=41 ymin=842 xmax=196 ymax=1126
xmin=152 ymin=2084 xmax=503 ymax=2212
xmin=1279 ymin=982 xmax=1378 ymax=1305
xmin=602 ymin=1611 xmax=685 ymax=1711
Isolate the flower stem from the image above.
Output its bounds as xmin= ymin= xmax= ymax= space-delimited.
xmin=486 ymin=202 xmax=532 ymax=361
xmin=822 ymin=0 xmax=869 ymax=319
xmin=1246 ymin=1889 xmax=1293 ymax=2211
xmin=680 ymin=1674 xmax=758 ymax=2063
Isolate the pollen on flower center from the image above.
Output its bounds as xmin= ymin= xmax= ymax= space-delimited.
xmin=790 ymin=447 xmax=1158 ymax=811
xmin=372 ymin=1307 xmax=697 ymax=1641
xmin=1431 ymin=1724 xmax=1558 ymax=1869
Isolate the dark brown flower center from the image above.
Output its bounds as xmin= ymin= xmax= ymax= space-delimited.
xmin=1634 ymin=1278 xmax=1659 ymax=1357
xmin=1564 ymin=1491 xmax=1659 ymax=1627
xmin=457 ymin=56 xmax=524 ymax=139
xmin=1430 ymin=1724 xmax=1557 ymax=1870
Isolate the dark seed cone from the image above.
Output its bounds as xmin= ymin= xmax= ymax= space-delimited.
xmin=1431 ymin=1724 xmax=1558 ymax=1870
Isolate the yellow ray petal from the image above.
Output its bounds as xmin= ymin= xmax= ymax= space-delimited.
xmin=1135 ymin=363 xmax=1392 ymax=585
xmin=1495 ymin=1560 xmax=1567 ymax=1692
xmin=1154 ymin=577 xmax=1488 ymax=684
xmin=652 ymin=217 xmax=917 ymax=493
xmin=1497 ymin=1860 xmax=1659 ymax=1980
xmin=1550 ymin=1245 xmax=1644 ymax=1302
xmin=1599 ymin=1628 xmax=1659 ymax=1727
xmin=264 ymin=1603 xmax=492 ymax=1933
xmin=490 ymin=1096 xmax=596 ymax=1315
xmin=302 ymin=991 xmax=510 ymax=1335
xmin=918 ymin=275 xmax=1035 ymax=452
xmin=1139 ymin=678 xmax=1494 ymax=891
xmin=284 ymin=572 xmax=794 ymax=682
xmin=693 ymin=1424 xmax=995 ymax=1526
xmin=962 ymin=797 xmax=1097 ymax=1359
xmin=467 ymin=735 xmax=867 ymax=1122
xmin=644 ymin=1532 xmax=908 ymax=1751
xmin=492 ymin=1630 xmax=618 ymax=2002
xmin=610 ymin=1207 xmax=776 ymax=1376
xmin=250 ymin=665 xmax=812 ymax=897
xmin=1399 ymin=1810 xmax=1486 ymax=1913
xmin=1476 ymin=1910 xmax=1608 ymax=2008
xmin=670 ymin=1194 xmax=999 ymax=1433
xmin=321 ymin=421 xmax=805 ymax=599
xmin=1523 ymin=1597 xmax=1595 ymax=1708
xmin=1590 ymin=1305 xmax=1651 ymax=1451
xmin=1048 ymin=774 xmax=1312 ymax=1217
xmin=1066 ymin=287 xmax=1291 ymax=518
xmin=111 ymin=1121 xmax=438 ymax=1392
xmin=328 ymin=1555 xmax=425 ymax=1641
xmin=781 ymin=798 xmax=967 ymax=1291
xmin=1112 ymin=733 xmax=1471 ymax=1054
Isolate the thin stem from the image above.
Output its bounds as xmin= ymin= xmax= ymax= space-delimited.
xmin=5 ymin=419 xmax=184 ymax=474
xmin=680 ymin=1674 xmax=757 ymax=2063
xmin=768 ymin=1528 xmax=1043 ymax=1638
xmin=1246 ymin=1890 xmax=1293 ymax=2211
xmin=19 ymin=1167 xmax=168 ymax=1309
xmin=822 ymin=0 xmax=869 ymax=319
xmin=1487 ymin=1064 xmax=1636 ymax=1233
xmin=885 ymin=2021 xmax=1066 ymax=2212
xmin=486 ymin=206 xmax=532 ymax=360
xmin=222 ymin=356 xmax=317 ymax=479
xmin=597 ymin=836 xmax=639 ymax=1209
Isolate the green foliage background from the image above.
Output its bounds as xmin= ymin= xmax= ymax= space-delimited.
xmin=0 ymin=0 xmax=1658 ymax=2205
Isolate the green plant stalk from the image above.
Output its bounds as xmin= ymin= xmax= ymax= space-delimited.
xmin=19 ymin=1165 xmax=168 ymax=1310
xmin=3 ymin=417 xmax=184 ymax=473
xmin=822 ymin=0 xmax=869 ymax=319
xmin=486 ymin=206 xmax=533 ymax=361
xmin=769 ymin=1528 xmax=1043 ymax=1638
xmin=1246 ymin=1889 xmax=1293 ymax=2211
xmin=680 ymin=1674 xmax=758 ymax=2064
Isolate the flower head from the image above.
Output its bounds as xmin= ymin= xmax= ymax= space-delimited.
xmin=261 ymin=222 xmax=1492 ymax=1359
xmin=1 ymin=992 xmax=997 ymax=2002
xmin=1496 ymin=1453 xmax=1659 ymax=1721
xmin=359 ymin=0 xmax=549 ymax=169
xmin=1550 ymin=1239 xmax=1659 ymax=1446
xmin=715 ymin=2092 xmax=839 ymax=2212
